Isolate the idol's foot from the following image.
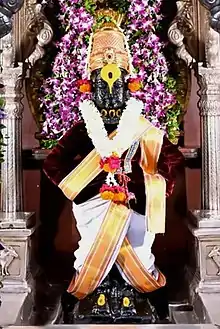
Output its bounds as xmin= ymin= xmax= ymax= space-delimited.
xmin=114 ymin=282 xmax=157 ymax=324
xmin=72 ymin=276 xmax=112 ymax=324
xmin=108 ymin=279 xmax=121 ymax=319
xmin=91 ymin=285 xmax=111 ymax=318
xmin=113 ymin=282 xmax=138 ymax=324
xmin=120 ymin=282 xmax=137 ymax=318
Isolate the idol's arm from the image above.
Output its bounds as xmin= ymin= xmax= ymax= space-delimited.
xmin=43 ymin=123 xmax=82 ymax=185
xmin=158 ymin=137 xmax=185 ymax=197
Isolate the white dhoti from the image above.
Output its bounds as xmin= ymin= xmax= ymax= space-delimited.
xmin=73 ymin=194 xmax=158 ymax=287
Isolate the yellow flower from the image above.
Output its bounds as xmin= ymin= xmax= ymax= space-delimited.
xmin=103 ymin=163 xmax=116 ymax=173
xmin=79 ymin=83 xmax=91 ymax=93
xmin=113 ymin=192 xmax=126 ymax=203
xmin=101 ymin=191 xmax=114 ymax=200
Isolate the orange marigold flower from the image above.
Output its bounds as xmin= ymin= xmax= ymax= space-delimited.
xmin=77 ymin=79 xmax=92 ymax=93
xmin=113 ymin=192 xmax=127 ymax=203
xmin=79 ymin=83 xmax=92 ymax=93
xmin=101 ymin=191 xmax=115 ymax=200
xmin=102 ymin=163 xmax=116 ymax=173
xmin=128 ymin=78 xmax=142 ymax=93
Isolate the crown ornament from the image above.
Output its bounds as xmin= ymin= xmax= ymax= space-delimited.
xmin=87 ymin=5 xmax=133 ymax=90
xmin=94 ymin=8 xmax=124 ymax=31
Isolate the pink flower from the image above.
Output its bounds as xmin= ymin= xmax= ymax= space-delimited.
xmin=100 ymin=155 xmax=121 ymax=173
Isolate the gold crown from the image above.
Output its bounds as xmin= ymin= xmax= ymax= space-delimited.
xmin=89 ymin=9 xmax=130 ymax=73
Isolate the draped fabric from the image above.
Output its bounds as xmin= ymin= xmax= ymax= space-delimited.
xmin=68 ymin=194 xmax=165 ymax=299
xmin=43 ymin=120 xmax=185 ymax=298
xmin=43 ymin=121 xmax=185 ymax=214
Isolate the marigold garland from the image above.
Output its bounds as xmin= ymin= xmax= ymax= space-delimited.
xmin=99 ymin=184 xmax=130 ymax=204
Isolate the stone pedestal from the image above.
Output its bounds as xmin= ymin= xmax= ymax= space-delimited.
xmin=0 ymin=224 xmax=34 ymax=326
xmin=190 ymin=212 xmax=220 ymax=293
xmin=0 ymin=224 xmax=34 ymax=293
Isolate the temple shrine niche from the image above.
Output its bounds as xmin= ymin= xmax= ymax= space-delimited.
xmin=0 ymin=0 xmax=220 ymax=327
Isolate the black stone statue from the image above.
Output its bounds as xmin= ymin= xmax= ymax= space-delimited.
xmin=92 ymin=68 xmax=129 ymax=125
xmin=61 ymin=68 xmax=170 ymax=325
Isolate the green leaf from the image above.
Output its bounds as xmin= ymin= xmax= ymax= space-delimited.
xmin=40 ymin=139 xmax=58 ymax=149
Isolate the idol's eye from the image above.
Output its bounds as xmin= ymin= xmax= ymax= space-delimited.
xmin=114 ymin=80 xmax=123 ymax=88
xmin=97 ymin=79 xmax=107 ymax=88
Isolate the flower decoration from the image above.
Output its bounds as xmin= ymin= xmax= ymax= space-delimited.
xmin=40 ymin=1 xmax=94 ymax=138
xmin=77 ymin=79 xmax=92 ymax=93
xmin=100 ymin=184 xmax=128 ymax=204
xmin=100 ymin=153 xmax=121 ymax=173
xmin=40 ymin=0 xmax=184 ymax=144
xmin=128 ymin=77 xmax=142 ymax=93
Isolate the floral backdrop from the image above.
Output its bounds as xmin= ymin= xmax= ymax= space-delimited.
xmin=40 ymin=0 xmax=183 ymax=146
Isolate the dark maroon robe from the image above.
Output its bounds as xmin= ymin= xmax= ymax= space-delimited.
xmin=43 ymin=121 xmax=185 ymax=215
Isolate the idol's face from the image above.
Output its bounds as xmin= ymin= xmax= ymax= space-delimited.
xmin=92 ymin=68 xmax=129 ymax=124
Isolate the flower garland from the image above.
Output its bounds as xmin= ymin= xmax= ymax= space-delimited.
xmin=80 ymin=98 xmax=143 ymax=158
xmin=40 ymin=0 xmax=182 ymax=143
xmin=79 ymin=97 xmax=143 ymax=204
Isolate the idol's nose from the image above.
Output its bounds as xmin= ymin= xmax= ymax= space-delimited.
xmin=106 ymin=93 xmax=116 ymax=108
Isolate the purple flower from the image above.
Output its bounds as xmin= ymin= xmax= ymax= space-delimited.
xmin=40 ymin=0 xmax=177 ymax=139
xmin=0 ymin=109 xmax=5 ymax=119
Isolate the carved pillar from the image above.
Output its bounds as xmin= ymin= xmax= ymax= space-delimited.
xmin=0 ymin=35 xmax=32 ymax=225
xmin=193 ymin=27 xmax=220 ymax=229
xmin=198 ymin=67 xmax=220 ymax=212
xmin=0 ymin=64 xmax=24 ymax=214
xmin=186 ymin=26 xmax=220 ymax=324
xmin=0 ymin=35 xmax=35 ymax=325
